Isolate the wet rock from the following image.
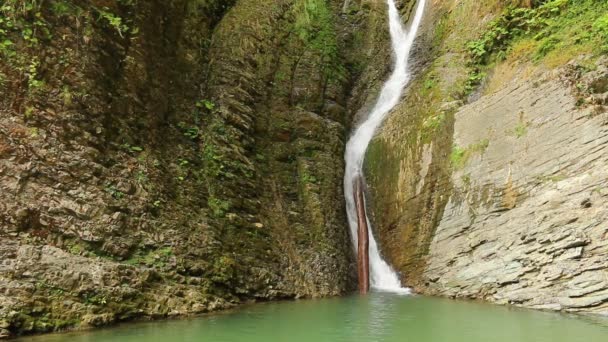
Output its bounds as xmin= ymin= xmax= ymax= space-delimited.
xmin=82 ymin=314 xmax=115 ymax=327
xmin=419 ymin=58 xmax=608 ymax=314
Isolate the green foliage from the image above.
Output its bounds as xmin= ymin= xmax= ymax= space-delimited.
xmin=97 ymin=7 xmax=130 ymax=37
xmin=0 ymin=37 xmax=15 ymax=58
xmin=514 ymin=122 xmax=528 ymax=138
xmin=121 ymin=143 xmax=143 ymax=153
xmin=450 ymin=145 xmax=466 ymax=168
xmin=178 ymin=99 xmax=214 ymax=140
xmin=0 ymin=71 xmax=6 ymax=91
xmin=424 ymin=77 xmax=437 ymax=90
xmin=104 ymin=184 xmax=125 ymax=199
xmin=466 ymin=0 xmax=568 ymax=65
xmin=464 ymin=70 xmax=486 ymax=94
xmin=294 ymin=0 xmax=345 ymax=82
xmin=208 ymin=197 xmax=231 ymax=218
xmin=50 ymin=1 xmax=73 ymax=16
xmin=135 ymin=170 xmax=147 ymax=184
xmin=82 ymin=293 xmax=107 ymax=306
xmin=421 ymin=113 xmax=445 ymax=142
xmin=196 ymin=99 xmax=215 ymax=110
xmin=432 ymin=13 xmax=450 ymax=49
xmin=211 ymin=255 xmax=236 ymax=284
xmin=178 ymin=122 xmax=200 ymax=140
xmin=26 ymin=58 xmax=44 ymax=90
xmin=534 ymin=36 xmax=559 ymax=60
xmin=593 ymin=14 xmax=608 ymax=51
xmin=300 ymin=170 xmax=318 ymax=184
xmin=450 ymin=139 xmax=490 ymax=169
xmin=203 ymin=143 xmax=223 ymax=177
xmin=0 ymin=1 xmax=51 ymax=48
xmin=463 ymin=0 xmax=608 ymax=94
xmin=126 ymin=247 xmax=173 ymax=267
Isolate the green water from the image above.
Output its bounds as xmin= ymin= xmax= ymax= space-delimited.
xmin=18 ymin=294 xmax=608 ymax=342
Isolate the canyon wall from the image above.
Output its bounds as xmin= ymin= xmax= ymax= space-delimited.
xmin=0 ymin=0 xmax=396 ymax=338
xmin=366 ymin=0 xmax=608 ymax=314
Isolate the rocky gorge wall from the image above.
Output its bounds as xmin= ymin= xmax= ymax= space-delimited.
xmin=0 ymin=0 xmax=397 ymax=338
xmin=366 ymin=0 xmax=608 ymax=314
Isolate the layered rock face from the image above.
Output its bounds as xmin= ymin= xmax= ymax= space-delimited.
xmin=0 ymin=0 xmax=393 ymax=338
xmin=424 ymin=59 xmax=608 ymax=314
xmin=365 ymin=0 xmax=608 ymax=314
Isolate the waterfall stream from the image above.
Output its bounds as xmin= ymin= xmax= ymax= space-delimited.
xmin=344 ymin=0 xmax=426 ymax=293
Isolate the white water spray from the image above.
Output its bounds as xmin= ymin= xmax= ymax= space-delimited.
xmin=344 ymin=0 xmax=426 ymax=293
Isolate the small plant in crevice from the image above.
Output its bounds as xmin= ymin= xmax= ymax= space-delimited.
xmin=0 ymin=72 xmax=6 ymax=90
xmin=196 ymin=99 xmax=215 ymax=111
xmin=514 ymin=122 xmax=528 ymax=138
xmin=450 ymin=139 xmax=490 ymax=169
xmin=300 ymin=170 xmax=318 ymax=184
xmin=82 ymin=293 xmax=108 ymax=306
xmin=126 ymin=246 xmax=173 ymax=267
xmin=97 ymin=7 xmax=130 ymax=37
xmin=421 ymin=113 xmax=446 ymax=142
xmin=512 ymin=112 xmax=529 ymax=138
xmin=450 ymin=145 xmax=466 ymax=168
xmin=135 ymin=170 xmax=147 ymax=184
xmin=178 ymin=121 xmax=200 ymax=140
xmin=104 ymin=184 xmax=125 ymax=200
xmin=26 ymin=58 xmax=44 ymax=91
xmin=208 ymin=197 xmax=231 ymax=218
xmin=120 ymin=143 xmax=143 ymax=153
xmin=464 ymin=70 xmax=487 ymax=95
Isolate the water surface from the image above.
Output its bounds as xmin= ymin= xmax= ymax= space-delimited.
xmin=18 ymin=293 xmax=608 ymax=342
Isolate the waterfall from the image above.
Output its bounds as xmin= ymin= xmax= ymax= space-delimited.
xmin=344 ymin=0 xmax=426 ymax=293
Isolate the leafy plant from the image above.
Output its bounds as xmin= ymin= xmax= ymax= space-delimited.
xmin=196 ymin=99 xmax=215 ymax=111
xmin=450 ymin=139 xmax=490 ymax=169
xmin=424 ymin=78 xmax=437 ymax=90
xmin=464 ymin=70 xmax=486 ymax=94
xmin=534 ymin=37 xmax=559 ymax=60
xmin=105 ymin=184 xmax=125 ymax=199
xmin=208 ymin=197 xmax=231 ymax=218
xmin=593 ymin=14 xmax=608 ymax=51
xmin=51 ymin=1 xmax=72 ymax=16
xmin=121 ymin=143 xmax=143 ymax=153
xmin=514 ymin=123 xmax=528 ymax=138
xmin=450 ymin=145 xmax=466 ymax=168
xmin=83 ymin=293 xmax=107 ymax=306
xmin=26 ymin=58 xmax=44 ymax=90
xmin=178 ymin=122 xmax=200 ymax=140
xmin=98 ymin=7 xmax=129 ymax=37
xmin=300 ymin=171 xmax=318 ymax=184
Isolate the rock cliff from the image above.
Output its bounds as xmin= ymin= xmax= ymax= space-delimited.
xmin=0 ymin=0 xmax=393 ymax=338
xmin=366 ymin=0 xmax=608 ymax=315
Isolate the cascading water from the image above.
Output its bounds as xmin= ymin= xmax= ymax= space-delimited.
xmin=344 ymin=0 xmax=426 ymax=293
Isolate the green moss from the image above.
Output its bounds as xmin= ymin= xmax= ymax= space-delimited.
xmin=451 ymin=139 xmax=490 ymax=169
xmin=125 ymin=247 xmax=173 ymax=267
xmin=421 ymin=113 xmax=445 ymax=141
xmin=450 ymin=145 xmax=466 ymax=168
xmin=514 ymin=123 xmax=528 ymax=138
xmin=210 ymin=255 xmax=236 ymax=285
xmin=293 ymin=0 xmax=345 ymax=87
xmin=208 ymin=197 xmax=231 ymax=218
xmin=299 ymin=170 xmax=318 ymax=184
